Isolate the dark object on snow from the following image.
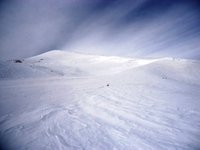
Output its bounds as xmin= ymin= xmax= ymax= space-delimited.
xmin=162 ymin=76 xmax=167 ymax=79
xmin=107 ymin=84 xmax=109 ymax=87
xmin=38 ymin=58 xmax=44 ymax=62
xmin=14 ymin=60 xmax=22 ymax=63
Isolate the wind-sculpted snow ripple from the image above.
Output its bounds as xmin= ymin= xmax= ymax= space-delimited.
xmin=0 ymin=51 xmax=200 ymax=149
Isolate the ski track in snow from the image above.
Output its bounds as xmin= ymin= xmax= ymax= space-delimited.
xmin=0 ymin=50 xmax=200 ymax=150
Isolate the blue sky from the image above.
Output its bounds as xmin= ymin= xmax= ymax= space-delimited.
xmin=0 ymin=0 xmax=200 ymax=60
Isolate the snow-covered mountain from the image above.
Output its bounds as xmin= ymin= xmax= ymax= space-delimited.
xmin=0 ymin=50 xmax=162 ymax=79
xmin=0 ymin=50 xmax=200 ymax=150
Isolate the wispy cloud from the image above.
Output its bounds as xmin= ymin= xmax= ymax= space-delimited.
xmin=0 ymin=0 xmax=199 ymax=60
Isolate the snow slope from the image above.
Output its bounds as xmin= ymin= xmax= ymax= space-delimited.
xmin=0 ymin=50 xmax=200 ymax=150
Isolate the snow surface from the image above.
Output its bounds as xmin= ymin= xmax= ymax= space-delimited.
xmin=0 ymin=50 xmax=200 ymax=150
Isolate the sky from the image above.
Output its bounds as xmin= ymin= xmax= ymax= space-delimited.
xmin=0 ymin=0 xmax=200 ymax=60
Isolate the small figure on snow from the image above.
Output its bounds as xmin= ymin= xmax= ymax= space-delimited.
xmin=107 ymin=84 xmax=109 ymax=87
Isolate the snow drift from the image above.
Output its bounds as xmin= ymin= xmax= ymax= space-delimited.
xmin=0 ymin=50 xmax=200 ymax=150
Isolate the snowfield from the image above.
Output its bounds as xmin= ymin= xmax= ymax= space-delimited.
xmin=0 ymin=50 xmax=200 ymax=150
